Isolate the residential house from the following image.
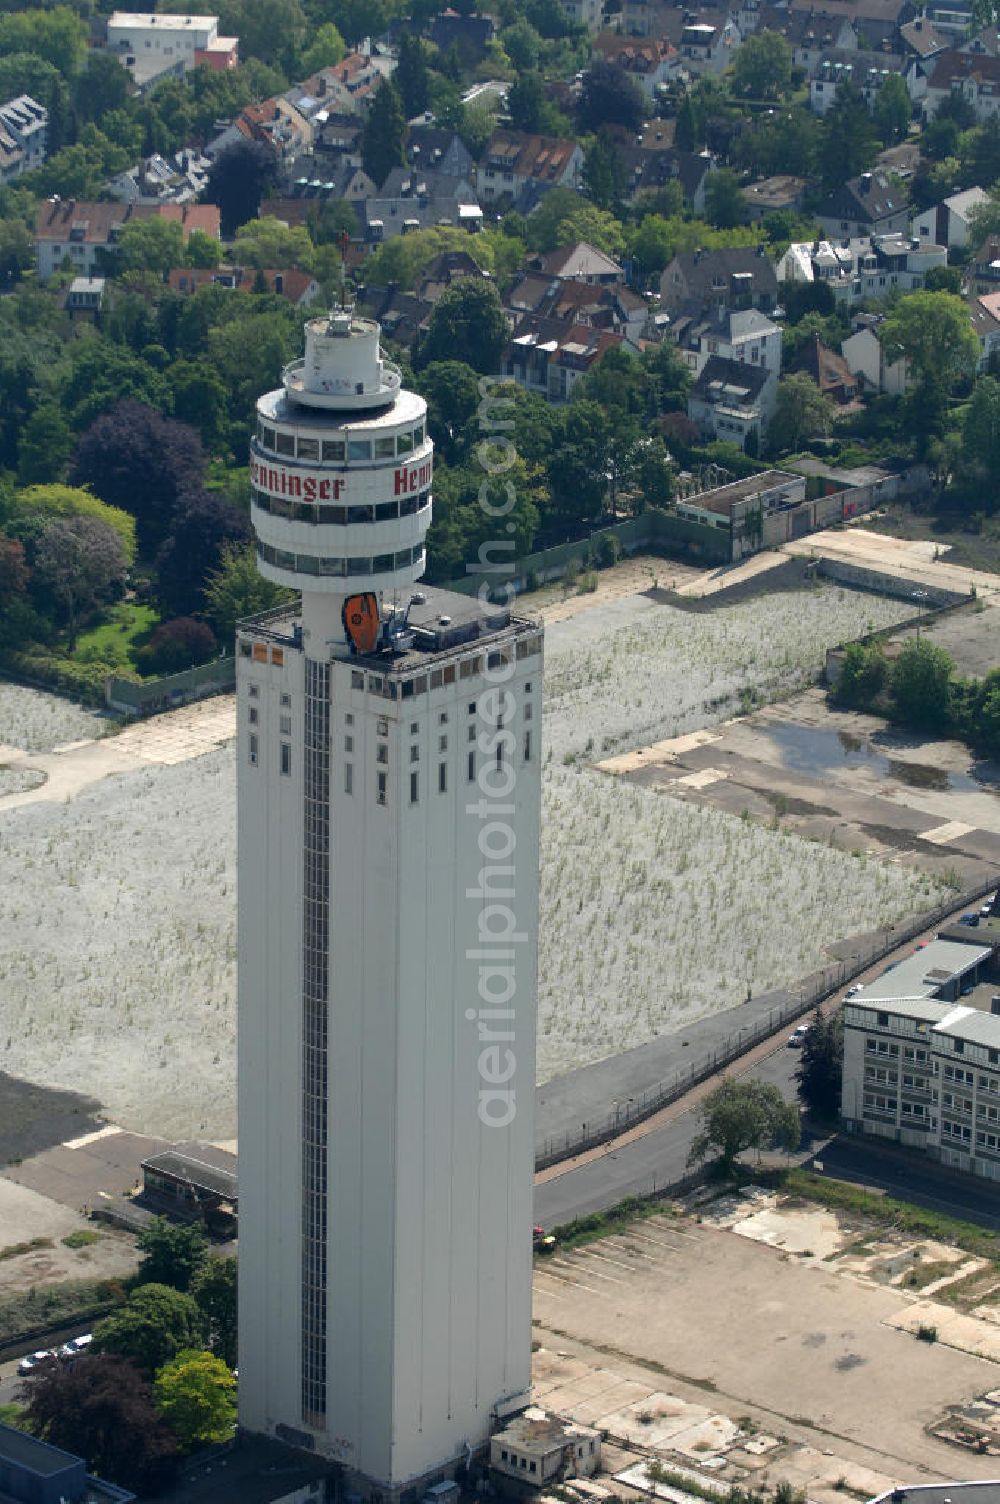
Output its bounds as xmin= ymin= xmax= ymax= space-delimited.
xmin=0 ymin=95 xmax=47 ymax=179
xmin=787 ymin=0 xmax=916 ymax=51
xmin=168 ymin=265 xmax=322 ymax=305
xmin=591 ymin=33 xmax=680 ymax=97
xmin=477 ymin=130 xmax=583 ymax=203
xmin=622 ymin=147 xmax=717 ymax=213
xmin=105 ymin=11 xmax=237 ymax=87
xmin=107 ymin=148 xmax=210 ymax=205
xmin=841 ymin=313 xmax=909 ymax=392
xmin=528 ymin=241 xmax=623 ymax=283
xmin=968 ymin=292 xmax=1000 ymax=370
xmin=300 ymin=51 xmax=395 ymax=117
xmin=428 ymin=10 xmax=497 ymax=65
xmin=678 ymin=17 xmax=741 ymax=75
xmin=63 ymin=276 xmax=106 ymax=324
xmin=284 ymin=160 xmax=375 ymax=204
xmin=405 ymin=126 xmax=474 ymax=181
xmin=505 ymin=272 xmax=649 ymax=343
xmin=34 ymin=199 xmax=221 ymax=280
xmin=970 ymin=233 xmax=1000 ymax=292
xmin=560 ymin=0 xmax=604 ymax=28
xmin=743 ymin=175 xmax=810 ymax=222
xmin=669 ymin=304 xmax=783 ymax=383
xmin=359 ymin=168 xmax=482 ymax=241
xmin=814 ymin=170 xmax=909 ymax=239
xmin=960 ymin=24 xmax=1000 ymax=55
xmin=753 ymin=7 xmax=859 ymax=77
xmin=912 ymin=186 xmax=989 ymax=248
xmin=925 ymin=50 xmax=1000 ymax=120
xmin=809 ymin=50 xmax=911 ymax=114
xmin=502 ymin=322 xmax=627 ymax=402
xmin=924 ymin=0 xmax=976 ymax=33
xmin=659 ymin=244 xmax=778 ymax=314
xmin=899 ymin=16 xmax=949 ymax=62
xmin=793 ymin=330 xmax=860 ymax=401
xmin=206 ymin=95 xmax=313 ymax=163
xmin=776 ymin=232 xmax=947 ymax=303
xmin=308 ymin=110 xmax=364 ymax=167
xmin=688 ymin=355 xmax=777 ymax=447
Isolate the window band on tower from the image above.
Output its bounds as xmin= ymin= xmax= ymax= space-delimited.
xmin=302 ymin=657 xmax=331 ymax=1425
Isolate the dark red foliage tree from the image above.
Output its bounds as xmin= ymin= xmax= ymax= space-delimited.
xmin=154 ymin=489 xmax=251 ymax=619
xmin=19 ymin=1352 xmax=179 ymax=1495
xmin=70 ymin=400 xmax=207 ymax=558
xmin=136 ymin=616 xmax=218 ymax=675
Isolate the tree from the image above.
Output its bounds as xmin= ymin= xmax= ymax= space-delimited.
xmin=819 ymin=82 xmax=878 ymax=191
xmin=153 ymin=1349 xmax=236 ymax=1449
xmin=395 ymin=29 xmax=429 ymax=118
xmin=795 ymin=1009 xmax=844 ymax=1120
xmin=9 ymin=484 xmax=136 ymax=562
xmin=873 ymin=72 xmax=911 ymax=146
xmin=118 ymin=217 xmax=186 ymax=276
xmin=732 ymin=29 xmax=792 ymax=99
xmin=136 ymin=617 xmax=218 ymax=674
xmin=191 ymin=1255 xmax=238 ymax=1368
xmin=19 ymin=1354 xmax=178 ymax=1495
xmin=417 ymin=281 xmax=508 ymax=374
xmin=890 ymin=637 xmax=955 ymax=732
xmin=205 ymin=138 xmax=277 ymax=237
xmin=73 ymin=49 xmax=132 ymax=122
xmin=156 ymin=491 xmax=251 ymax=618
xmin=961 ymin=373 xmax=1000 ymax=490
xmin=168 ymin=360 xmax=230 ymax=451
xmin=204 ymin=541 xmax=293 ymax=643
xmin=362 ymin=78 xmax=406 ymax=190
xmin=833 ymin=640 xmax=887 ymax=709
xmin=525 ymin=186 xmax=626 ymax=258
xmin=880 ymin=290 xmax=979 ymax=444
xmin=507 ymin=68 xmax=546 ymax=134
xmin=583 ymin=129 xmax=626 ymax=211
xmin=577 ymin=60 xmax=645 ymax=133
xmin=92 ymin=1283 xmax=208 ymax=1375
xmin=299 ymin=21 xmax=346 ymax=76
xmin=674 ymin=92 xmax=698 ymax=152
xmin=703 ymin=168 xmax=749 ymax=229
xmin=416 ymin=359 xmax=483 ymax=463
xmin=767 ymin=374 xmax=835 ymax=455
xmin=232 ymin=216 xmax=315 ymax=271
xmin=71 ymin=402 xmax=207 ymax=557
xmin=17 ymin=406 xmax=73 ymax=486
xmin=33 ymin=517 xmax=126 ymax=650
xmin=688 ymin=1078 xmax=800 ymax=1172
xmin=0 ymin=8 xmax=87 ymax=80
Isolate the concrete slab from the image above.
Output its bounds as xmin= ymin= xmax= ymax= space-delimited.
xmin=920 ymin=821 xmax=976 ymax=845
xmin=886 ymin=1299 xmax=1000 ymax=1361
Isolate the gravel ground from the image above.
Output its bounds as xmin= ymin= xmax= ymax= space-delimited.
xmin=0 ymin=767 xmax=46 ymax=797
xmin=0 ymin=684 xmax=110 ymax=753
xmin=0 ymin=585 xmax=943 ymax=1134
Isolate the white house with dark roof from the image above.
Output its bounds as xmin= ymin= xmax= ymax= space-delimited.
xmin=912 ymin=186 xmax=990 ymax=249
xmin=0 ymin=95 xmax=47 ymax=178
xmin=814 ymin=170 xmax=909 ymax=239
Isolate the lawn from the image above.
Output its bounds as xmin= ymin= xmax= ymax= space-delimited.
xmin=73 ymin=602 xmax=158 ymax=674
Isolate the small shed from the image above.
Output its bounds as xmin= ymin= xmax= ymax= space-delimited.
xmin=141 ymin=1141 xmax=238 ymax=1233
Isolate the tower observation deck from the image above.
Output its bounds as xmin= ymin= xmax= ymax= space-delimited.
xmin=249 ymin=308 xmax=433 ymax=644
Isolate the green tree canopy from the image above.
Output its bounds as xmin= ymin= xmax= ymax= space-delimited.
xmin=92 ymin=1283 xmax=208 ymax=1375
xmin=890 ymin=637 xmax=955 ymax=732
xmin=11 ymin=484 xmax=136 ymax=563
xmin=118 ymin=218 xmax=186 ymax=276
xmin=153 ymin=1349 xmax=237 ymax=1449
xmin=417 ymin=281 xmax=508 ymax=373
xmin=204 ymin=541 xmax=294 ymax=643
xmin=362 ymin=78 xmax=406 ymax=190
xmin=137 ymin=1216 xmax=209 ymax=1292
xmin=689 ymin=1078 xmax=800 ymax=1172
xmin=191 ymin=1255 xmax=238 ymax=1368
xmin=820 ymin=82 xmax=878 ymax=190
xmin=731 ymin=29 xmax=793 ymax=98
xmin=704 ymin=168 xmax=749 ymax=229
xmin=873 ymin=72 xmax=911 ymax=145
xmin=232 ymin=217 xmax=316 ymax=271
xmin=795 ymin=1008 xmax=844 ymax=1119
xmin=832 ymin=640 xmax=887 ymax=710
xmin=525 ymin=186 xmax=626 ymax=257
xmin=766 ymin=374 xmax=835 ymax=456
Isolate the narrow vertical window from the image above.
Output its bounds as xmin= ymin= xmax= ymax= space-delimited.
xmin=410 ymin=771 xmax=419 ymax=803
xmin=280 ymin=742 xmax=291 ymax=776
xmin=344 ymin=763 xmax=353 ymax=794
xmin=377 ymin=770 xmax=387 ymax=805
xmin=468 ymin=750 xmax=475 ymax=782
xmin=524 ymin=730 xmax=531 ymax=761
xmin=248 ymin=733 xmax=259 ymax=767
xmin=438 ymin=763 xmax=447 ymax=793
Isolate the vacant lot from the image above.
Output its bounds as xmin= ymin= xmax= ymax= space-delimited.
xmin=0 ymin=582 xmax=945 ymax=1135
xmin=0 ymin=684 xmax=109 ymax=754
xmin=532 ymin=1199 xmax=999 ymax=1482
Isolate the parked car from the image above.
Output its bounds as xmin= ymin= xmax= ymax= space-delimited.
xmin=959 ymin=913 xmax=980 ymax=927
xmin=845 ymin=984 xmax=862 ymax=998
xmin=18 ymin=1350 xmax=55 ymax=1376
xmin=788 ymin=1024 xmax=810 ymax=1047
xmin=981 ymin=897 xmax=995 ymax=917
xmin=60 ymin=1333 xmax=92 ymax=1360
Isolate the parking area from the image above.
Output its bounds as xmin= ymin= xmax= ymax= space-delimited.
xmin=532 ymin=1200 xmax=1000 ymax=1484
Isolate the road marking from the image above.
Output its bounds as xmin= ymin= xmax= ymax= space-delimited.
xmin=61 ymin=1125 xmax=122 ymax=1150
xmin=536 ymin=1265 xmax=602 ymax=1294
xmin=619 ymin=1229 xmax=688 ymax=1252
xmin=579 ymin=1248 xmax=641 ymax=1273
xmin=550 ymin=1257 xmax=627 ymax=1286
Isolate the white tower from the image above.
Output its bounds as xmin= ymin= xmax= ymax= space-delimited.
xmin=237 ymin=310 xmax=543 ymax=1496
